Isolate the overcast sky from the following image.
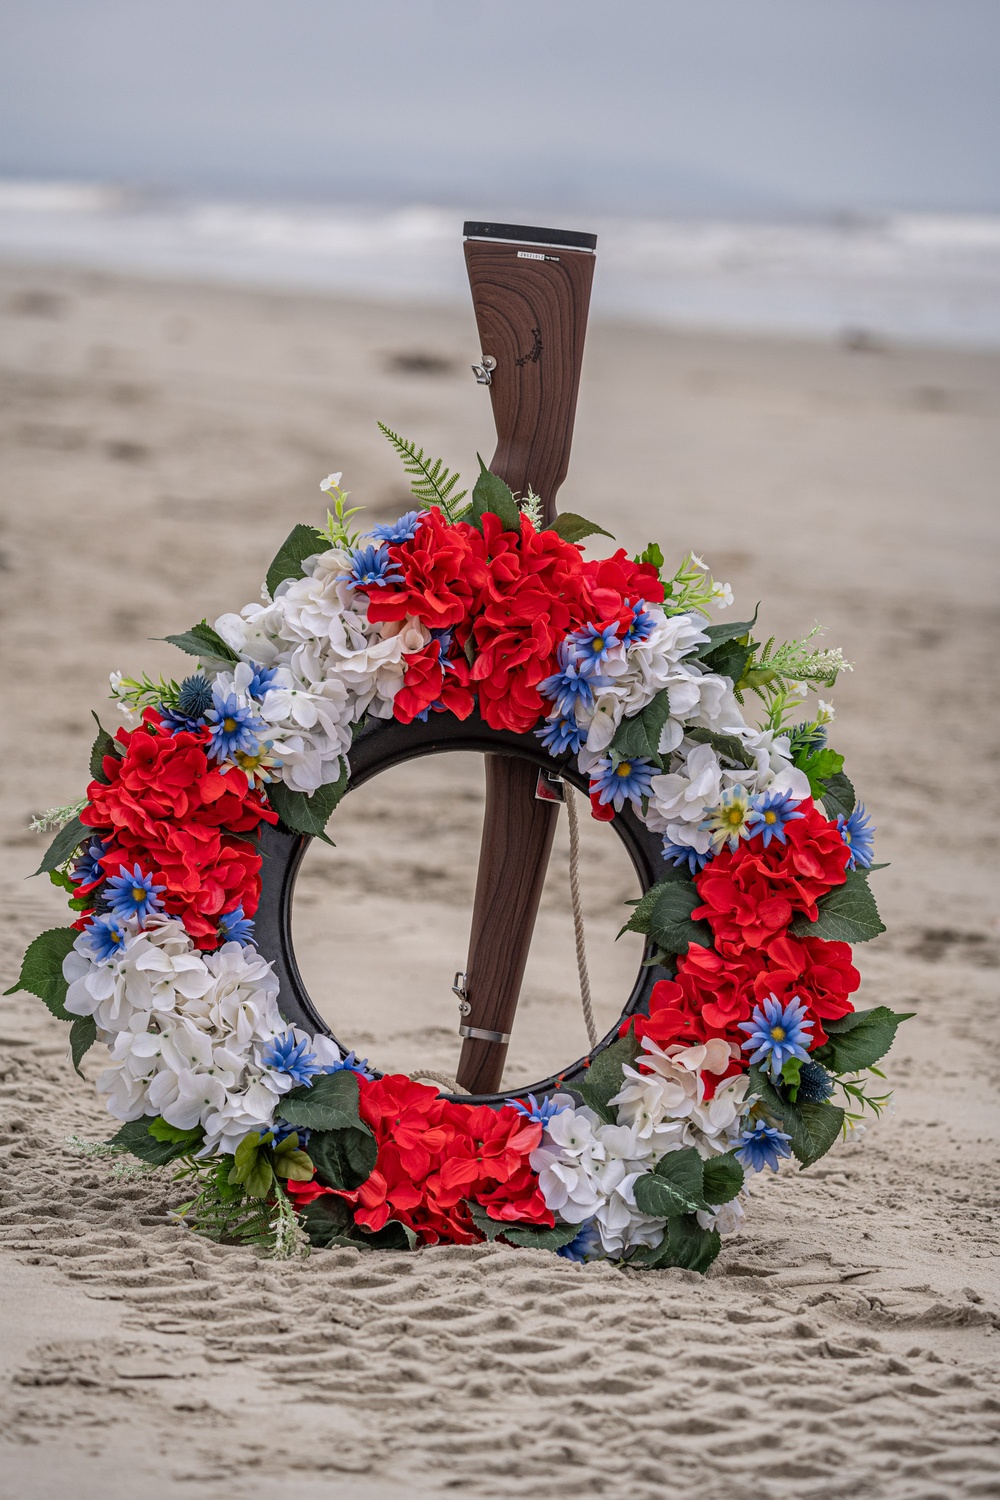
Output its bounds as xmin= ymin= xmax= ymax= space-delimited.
xmin=2 ymin=0 xmax=998 ymax=215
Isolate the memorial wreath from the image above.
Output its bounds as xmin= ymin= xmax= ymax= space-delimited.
xmin=7 ymin=429 xmax=907 ymax=1271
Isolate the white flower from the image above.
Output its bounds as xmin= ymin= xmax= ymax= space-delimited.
xmin=320 ymin=471 xmax=343 ymax=493
xmin=712 ymin=582 xmax=734 ymax=610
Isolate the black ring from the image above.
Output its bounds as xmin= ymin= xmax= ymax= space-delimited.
xmin=253 ymin=709 xmax=673 ymax=1107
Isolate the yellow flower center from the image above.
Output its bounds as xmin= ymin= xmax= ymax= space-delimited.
xmin=770 ymin=1025 xmax=786 ymax=1041
xmin=132 ymin=886 xmax=145 ymax=902
xmin=725 ymin=806 xmax=744 ymax=826
xmin=764 ymin=810 xmax=777 ymax=824
xmin=615 ymin=761 xmax=632 ymax=778
xmin=223 ymin=717 xmax=238 ymax=733
xmin=236 ymin=750 xmax=262 ymax=771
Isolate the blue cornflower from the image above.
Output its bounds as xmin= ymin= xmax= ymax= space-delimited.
xmin=536 ymin=714 xmax=586 ymax=756
xmin=83 ymin=913 xmax=130 ymax=964
xmin=589 ymin=755 xmax=656 ymax=813
xmin=557 ymin=1219 xmax=603 ymax=1264
xmin=569 ymin=620 xmax=620 ymax=663
xmin=347 ymin=543 xmax=403 ymax=591
xmin=323 ymin=1050 xmax=375 ymax=1081
xmin=661 ymin=838 xmax=711 ymax=876
xmin=369 ymin=510 xmax=423 ymax=545
xmin=160 ymin=674 xmax=213 ymax=732
xmin=511 ymin=1093 xmax=570 ymax=1126
xmin=246 ymin=662 xmax=281 ymax=700
xmin=538 ymin=641 xmax=608 ymax=717
xmin=218 ymin=905 xmax=256 ymax=946
xmin=72 ymin=838 xmax=106 ymax=887
xmin=735 ymin=1120 xmax=793 ymax=1174
xmin=623 ymin=599 xmax=655 ymax=645
xmin=104 ymin=863 xmax=165 ymax=922
xmin=747 ymin=790 xmax=805 ymax=849
xmin=739 ymin=994 xmax=814 ymax=1079
xmin=261 ymin=1032 xmax=325 ymax=1086
xmin=838 ymin=803 xmax=875 ymax=870
xmin=205 ymin=687 xmax=267 ymax=763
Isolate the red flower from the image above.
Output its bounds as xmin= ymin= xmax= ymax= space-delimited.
xmin=581 ymin=549 xmax=665 ymax=616
xmin=391 ymin=641 xmax=475 ymax=726
xmin=692 ymin=802 xmax=848 ymax=954
xmin=79 ymin=713 xmax=275 ymax=948
xmin=364 ymin=509 xmax=483 ymax=631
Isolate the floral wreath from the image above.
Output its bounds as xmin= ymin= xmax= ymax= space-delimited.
xmin=8 ymin=428 xmax=907 ymax=1270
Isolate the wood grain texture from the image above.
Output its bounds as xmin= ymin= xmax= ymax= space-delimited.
xmin=457 ymin=234 xmax=596 ymax=1095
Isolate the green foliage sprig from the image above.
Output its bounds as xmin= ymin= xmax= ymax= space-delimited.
xmin=378 ymin=423 xmax=468 ymax=522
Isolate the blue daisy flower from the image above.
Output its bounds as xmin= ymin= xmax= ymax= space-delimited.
xmin=536 ymin=714 xmax=586 ymax=756
xmin=538 ymin=641 xmax=608 ymax=717
xmin=261 ymin=1032 xmax=325 ymax=1087
xmin=323 ymin=1050 xmax=375 ymax=1081
xmin=347 ymin=542 xmax=404 ymax=591
xmin=589 ymin=755 xmax=656 ymax=813
xmin=247 ymin=662 xmax=281 ymax=700
xmin=104 ymin=864 xmax=165 ymax=923
xmin=837 ymin=803 xmax=875 ymax=870
xmin=661 ymin=838 xmax=711 ymax=875
xmin=569 ymin=620 xmax=620 ymax=663
xmin=83 ymin=913 xmax=130 ymax=964
xmin=735 ymin=1120 xmax=793 ymax=1173
xmin=72 ymin=837 xmax=107 ymax=887
xmin=218 ymin=905 xmax=256 ymax=946
xmin=623 ymin=599 xmax=655 ymax=645
xmin=511 ymin=1094 xmax=570 ymax=1126
xmin=369 ymin=511 xmax=423 ymax=545
xmin=205 ymin=687 xmax=267 ymax=763
xmin=557 ymin=1219 xmax=603 ymax=1264
xmin=747 ymin=789 xmax=805 ymax=848
xmin=739 ymin=994 xmax=814 ymax=1079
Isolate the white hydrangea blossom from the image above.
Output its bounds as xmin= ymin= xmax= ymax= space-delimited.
xmin=532 ymin=1038 xmax=753 ymax=1259
xmin=62 ymin=917 xmax=344 ymax=1156
xmin=213 ymin=544 xmax=431 ymax=792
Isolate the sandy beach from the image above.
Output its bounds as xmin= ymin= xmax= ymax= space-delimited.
xmin=1 ymin=260 xmax=998 ymax=1499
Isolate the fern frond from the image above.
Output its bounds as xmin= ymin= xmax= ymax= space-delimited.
xmin=377 ymin=423 xmax=467 ymax=522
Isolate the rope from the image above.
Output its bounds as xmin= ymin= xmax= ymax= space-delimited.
xmin=565 ymin=784 xmax=598 ymax=1051
xmin=410 ymin=1069 xmax=469 ymax=1094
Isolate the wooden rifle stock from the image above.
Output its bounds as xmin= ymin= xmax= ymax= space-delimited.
xmin=457 ymin=223 xmax=596 ymax=1095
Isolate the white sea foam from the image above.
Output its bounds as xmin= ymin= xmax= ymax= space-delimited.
xmin=1 ymin=181 xmax=998 ymax=347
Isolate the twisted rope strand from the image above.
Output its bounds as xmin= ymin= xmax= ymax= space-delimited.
xmin=565 ymin=784 xmax=598 ymax=1051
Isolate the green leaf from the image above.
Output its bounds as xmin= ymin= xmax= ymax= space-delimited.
xmin=749 ymin=1065 xmax=845 ymax=1167
xmin=633 ymin=1147 xmax=709 ymax=1217
xmin=278 ymin=1070 xmax=365 ymax=1133
xmin=794 ymin=746 xmax=846 ymax=800
xmin=265 ymin=524 xmax=324 ymax=598
xmin=273 ymin=1147 xmax=315 ymax=1182
xmin=635 ymin=542 xmax=664 ymax=572
xmin=109 ymin=1117 xmax=196 ymax=1166
xmin=228 ymin=1130 xmax=274 ymax=1198
xmin=310 ymin=1125 xmax=378 ymax=1192
xmin=790 ymin=869 xmax=885 ymax=944
xmin=659 ymin=1214 xmax=722 ymax=1273
xmin=699 ymin=610 xmax=758 ymax=652
xmin=361 ymin=1218 xmax=418 ymax=1251
xmin=619 ymin=879 xmax=712 ymax=958
xmin=89 ymin=712 xmax=117 ymax=784
xmin=161 ymin=620 xmax=239 ymax=666
xmin=701 ymin=1150 xmax=745 ymax=1206
xmin=548 ymin=512 xmax=614 ymax=544
xmin=267 ymin=763 xmax=349 ymax=846
xmin=813 ymin=1006 xmax=913 ymax=1074
xmin=298 ymin=1191 xmax=355 ymax=1248
xmin=609 ymin=688 xmax=671 ymax=769
xmin=819 ymin=771 xmax=855 ymax=819
xmin=703 ymin=639 xmax=753 ymax=684
xmin=148 ymin=1117 xmax=202 ymax=1149
xmin=4 ymin=927 xmax=79 ymax=1018
xmin=33 ymin=816 xmax=88 ymax=877
xmin=467 ymin=1201 xmax=506 ymax=1241
xmin=470 ymin=457 xmax=521 ymax=533
xmin=499 ymin=1220 xmax=582 ymax=1251
xmin=69 ymin=1016 xmax=97 ymax=1076
xmin=684 ymin=726 xmax=756 ymax=769
xmin=578 ymin=1031 xmax=640 ymax=1124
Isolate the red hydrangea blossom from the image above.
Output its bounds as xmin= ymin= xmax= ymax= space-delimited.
xmin=364 ymin=508 xmax=483 ymax=632
xmin=692 ymin=802 xmax=848 ymax=954
xmin=390 ymin=640 xmax=475 ymax=726
xmin=79 ymin=711 xmax=276 ymax=947
xmin=290 ymin=1074 xmax=551 ymax=1246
